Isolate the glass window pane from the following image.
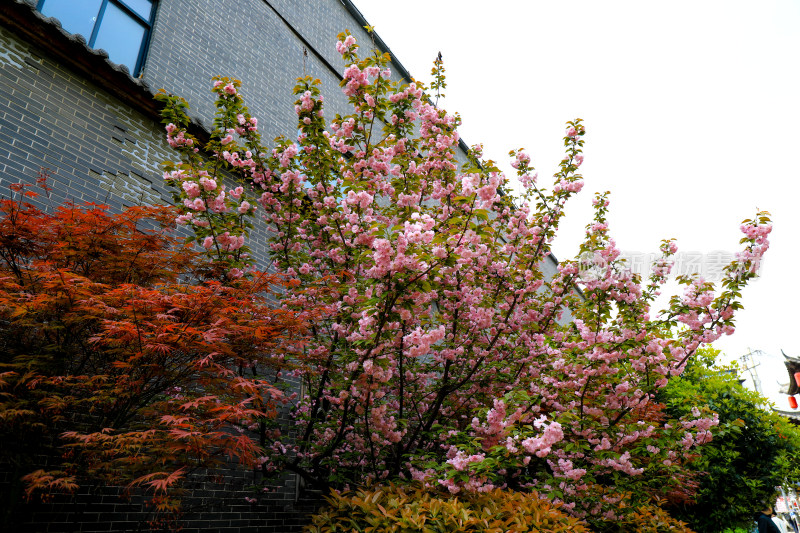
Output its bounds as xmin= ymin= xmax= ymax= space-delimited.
xmin=93 ymin=2 xmax=146 ymax=72
xmin=40 ymin=0 xmax=103 ymax=39
xmin=118 ymin=0 xmax=153 ymax=21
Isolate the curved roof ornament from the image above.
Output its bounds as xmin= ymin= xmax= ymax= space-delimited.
xmin=782 ymin=349 xmax=800 ymax=396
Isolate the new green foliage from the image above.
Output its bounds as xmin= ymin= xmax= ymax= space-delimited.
xmin=660 ymin=347 xmax=800 ymax=532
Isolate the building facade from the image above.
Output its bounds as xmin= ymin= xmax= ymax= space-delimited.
xmin=0 ymin=1 xmax=419 ymax=531
xmin=0 ymin=2 xmax=564 ymax=530
xmin=1 ymin=0 xmax=422 ymax=270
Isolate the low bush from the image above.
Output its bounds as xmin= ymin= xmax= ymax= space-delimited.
xmin=608 ymin=500 xmax=697 ymax=533
xmin=305 ymin=483 xmax=590 ymax=532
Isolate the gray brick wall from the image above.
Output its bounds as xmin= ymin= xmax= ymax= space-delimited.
xmin=5 ymin=474 xmax=321 ymax=532
xmin=142 ymin=0 xmax=390 ymax=144
xmin=0 ymin=25 xmax=172 ymax=211
xmin=2 ymin=0 xmax=427 ymax=207
xmin=0 ymin=1 xmax=440 ymax=530
xmin=0 ymin=6 xmax=324 ymax=530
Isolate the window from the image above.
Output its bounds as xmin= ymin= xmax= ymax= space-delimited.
xmin=37 ymin=0 xmax=155 ymax=76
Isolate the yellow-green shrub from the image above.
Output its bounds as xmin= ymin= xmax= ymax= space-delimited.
xmin=610 ymin=500 xmax=696 ymax=533
xmin=305 ymin=483 xmax=591 ymax=533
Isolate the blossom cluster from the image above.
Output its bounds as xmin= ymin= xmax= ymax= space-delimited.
xmin=157 ymin=32 xmax=772 ymax=519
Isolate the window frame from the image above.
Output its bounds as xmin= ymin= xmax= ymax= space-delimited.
xmin=36 ymin=0 xmax=156 ymax=76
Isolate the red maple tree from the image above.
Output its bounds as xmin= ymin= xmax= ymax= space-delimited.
xmin=0 ymin=175 xmax=309 ymax=515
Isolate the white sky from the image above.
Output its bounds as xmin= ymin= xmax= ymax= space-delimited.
xmin=353 ymin=0 xmax=800 ymax=404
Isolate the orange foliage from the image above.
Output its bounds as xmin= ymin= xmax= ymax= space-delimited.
xmin=0 ymin=178 xmax=310 ymax=516
xmin=615 ymin=499 xmax=697 ymax=533
xmin=308 ymin=483 xmax=592 ymax=533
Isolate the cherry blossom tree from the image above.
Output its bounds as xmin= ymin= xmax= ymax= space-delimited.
xmin=156 ymin=31 xmax=771 ymax=521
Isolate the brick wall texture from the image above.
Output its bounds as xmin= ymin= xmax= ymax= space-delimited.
xmin=0 ymin=0 xmax=416 ymax=531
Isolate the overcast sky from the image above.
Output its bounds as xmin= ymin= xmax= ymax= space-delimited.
xmin=353 ymin=0 xmax=800 ymax=404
